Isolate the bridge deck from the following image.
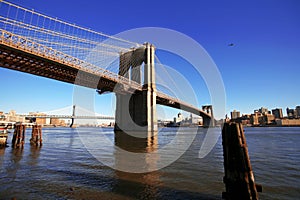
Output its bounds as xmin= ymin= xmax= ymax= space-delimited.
xmin=0 ymin=29 xmax=141 ymax=94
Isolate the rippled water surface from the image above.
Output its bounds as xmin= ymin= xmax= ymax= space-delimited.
xmin=0 ymin=127 xmax=299 ymax=199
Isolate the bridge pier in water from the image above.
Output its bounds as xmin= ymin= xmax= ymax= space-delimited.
xmin=70 ymin=105 xmax=76 ymax=128
xmin=115 ymin=43 xmax=157 ymax=133
xmin=202 ymin=105 xmax=215 ymax=127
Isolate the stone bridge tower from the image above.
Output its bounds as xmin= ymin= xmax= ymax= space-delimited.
xmin=115 ymin=43 xmax=157 ymax=133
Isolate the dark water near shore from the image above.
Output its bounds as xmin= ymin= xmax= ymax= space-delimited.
xmin=0 ymin=127 xmax=299 ymax=199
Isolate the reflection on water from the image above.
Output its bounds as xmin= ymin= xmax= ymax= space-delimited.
xmin=114 ymin=131 xmax=159 ymax=173
xmin=7 ymin=148 xmax=24 ymax=181
xmin=28 ymin=145 xmax=41 ymax=166
xmin=0 ymin=147 xmax=5 ymax=166
xmin=114 ymin=131 xmax=162 ymax=199
xmin=0 ymin=127 xmax=299 ymax=199
xmin=115 ymin=131 xmax=158 ymax=153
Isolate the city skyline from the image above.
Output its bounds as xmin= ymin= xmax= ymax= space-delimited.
xmin=1 ymin=104 xmax=299 ymax=122
xmin=230 ymin=105 xmax=300 ymax=118
xmin=0 ymin=0 xmax=299 ymax=119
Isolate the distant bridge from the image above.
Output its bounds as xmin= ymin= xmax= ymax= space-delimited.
xmin=20 ymin=114 xmax=114 ymax=120
xmin=19 ymin=105 xmax=114 ymax=127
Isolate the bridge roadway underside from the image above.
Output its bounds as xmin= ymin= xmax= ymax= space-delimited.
xmin=0 ymin=44 xmax=134 ymax=94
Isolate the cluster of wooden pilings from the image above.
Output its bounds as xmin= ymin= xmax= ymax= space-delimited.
xmin=12 ymin=124 xmax=42 ymax=148
xmin=222 ymin=122 xmax=262 ymax=200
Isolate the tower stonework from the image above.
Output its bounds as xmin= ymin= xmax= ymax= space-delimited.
xmin=115 ymin=43 xmax=157 ymax=133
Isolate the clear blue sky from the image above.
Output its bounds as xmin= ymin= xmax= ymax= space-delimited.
xmin=1 ymin=0 xmax=300 ymax=119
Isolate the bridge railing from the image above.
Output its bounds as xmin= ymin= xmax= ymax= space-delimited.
xmin=0 ymin=29 xmax=142 ymax=91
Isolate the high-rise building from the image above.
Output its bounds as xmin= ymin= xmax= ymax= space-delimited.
xmin=272 ymin=108 xmax=283 ymax=119
xmin=286 ymin=108 xmax=296 ymax=119
xmin=263 ymin=114 xmax=276 ymax=125
xmin=296 ymin=106 xmax=300 ymax=118
xmin=259 ymin=107 xmax=269 ymax=115
xmin=250 ymin=113 xmax=261 ymax=126
xmin=230 ymin=110 xmax=240 ymax=119
xmin=174 ymin=112 xmax=183 ymax=123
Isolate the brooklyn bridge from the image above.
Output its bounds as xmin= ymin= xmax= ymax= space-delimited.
xmin=0 ymin=1 xmax=214 ymax=132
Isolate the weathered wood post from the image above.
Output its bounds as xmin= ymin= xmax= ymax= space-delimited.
xmin=222 ymin=122 xmax=262 ymax=200
xmin=30 ymin=125 xmax=42 ymax=146
xmin=0 ymin=125 xmax=8 ymax=147
xmin=12 ymin=124 xmax=26 ymax=148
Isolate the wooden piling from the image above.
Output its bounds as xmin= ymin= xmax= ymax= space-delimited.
xmin=12 ymin=124 xmax=26 ymax=148
xmin=222 ymin=122 xmax=262 ymax=200
xmin=0 ymin=125 xmax=8 ymax=147
xmin=30 ymin=125 xmax=42 ymax=146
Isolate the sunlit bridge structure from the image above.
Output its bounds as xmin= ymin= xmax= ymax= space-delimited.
xmin=0 ymin=1 xmax=214 ymax=133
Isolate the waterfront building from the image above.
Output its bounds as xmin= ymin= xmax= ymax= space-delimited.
xmin=262 ymin=114 xmax=276 ymax=125
xmin=29 ymin=112 xmax=47 ymax=125
xmin=272 ymin=108 xmax=283 ymax=119
xmin=275 ymin=119 xmax=300 ymax=126
xmin=250 ymin=113 xmax=262 ymax=126
xmin=230 ymin=110 xmax=240 ymax=119
xmin=50 ymin=118 xmax=66 ymax=126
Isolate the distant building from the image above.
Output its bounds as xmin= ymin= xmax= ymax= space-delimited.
xmin=272 ymin=108 xmax=283 ymax=119
xmin=286 ymin=108 xmax=296 ymax=119
xmin=29 ymin=112 xmax=47 ymax=125
xmin=296 ymin=106 xmax=300 ymax=118
xmin=174 ymin=112 xmax=183 ymax=124
xmin=259 ymin=107 xmax=269 ymax=115
xmin=262 ymin=114 xmax=275 ymax=125
xmin=276 ymin=119 xmax=300 ymax=126
xmin=5 ymin=110 xmax=25 ymax=123
xmin=190 ymin=113 xmax=201 ymax=124
xmin=250 ymin=113 xmax=262 ymax=126
xmin=0 ymin=111 xmax=5 ymax=121
xmin=230 ymin=110 xmax=240 ymax=119
xmin=232 ymin=114 xmax=251 ymax=126
xmin=50 ymin=118 xmax=66 ymax=126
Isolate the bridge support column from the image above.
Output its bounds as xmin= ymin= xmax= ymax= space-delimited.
xmin=202 ymin=105 xmax=215 ymax=127
xmin=115 ymin=43 xmax=157 ymax=132
xmin=70 ymin=105 xmax=76 ymax=128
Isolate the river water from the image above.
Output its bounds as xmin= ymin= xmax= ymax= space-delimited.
xmin=0 ymin=127 xmax=299 ymax=199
